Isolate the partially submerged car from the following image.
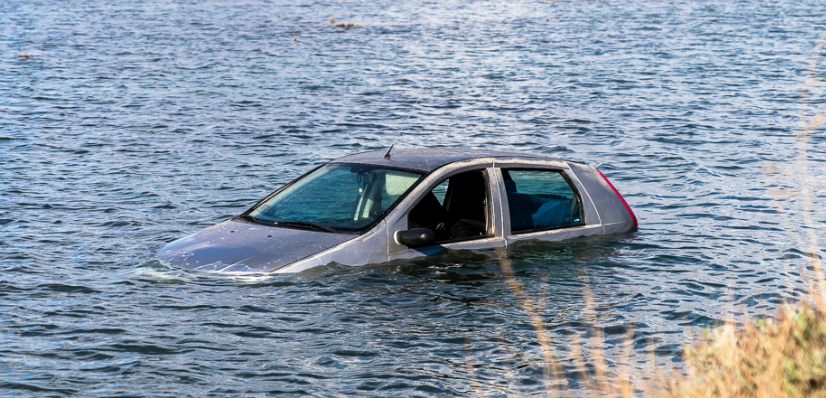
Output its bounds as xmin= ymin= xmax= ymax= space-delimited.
xmin=157 ymin=148 xmax=637 ymax=274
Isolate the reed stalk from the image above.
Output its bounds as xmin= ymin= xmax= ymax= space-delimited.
xmin=478 ymin=30 xmax=826 ymax=398
xmin=657 ymin=29 xmax=826 ymax=398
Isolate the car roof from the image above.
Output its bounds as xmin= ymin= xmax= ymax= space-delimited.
xmin=330 ymin=148 xmax=557 ymax=172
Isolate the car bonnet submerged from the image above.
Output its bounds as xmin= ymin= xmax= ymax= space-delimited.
xmin=156 ymin=219 xmax=355 ymax=273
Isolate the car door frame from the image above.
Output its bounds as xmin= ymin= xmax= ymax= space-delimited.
xmin=490 ymin=158 xmax=607 ymax=245
xmin=385 ymin=158 xmax=507 ymax=261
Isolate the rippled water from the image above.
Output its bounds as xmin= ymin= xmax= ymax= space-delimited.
xmin=2 ymin=0 xmax=826 ymax=395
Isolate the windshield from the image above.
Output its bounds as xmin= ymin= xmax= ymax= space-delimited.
xmin=245 ymin=164 xmax=423 ymax=232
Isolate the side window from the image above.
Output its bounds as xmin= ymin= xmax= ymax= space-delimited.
xmin=503 ymin=169 xmax=583 ymax=233
xmin=430 ymin=179 xmax=449 ymax=206
xmin=407 ymin=170 xmax=489 ymax=243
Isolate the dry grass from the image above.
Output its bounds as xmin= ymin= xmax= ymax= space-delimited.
xmin=480 ymin=31 xmax=826 ymax=398
xmin=661 ymin=305 xmax=826 ymax=398
xmin=652 ymin=29 xmax=826 ymax=398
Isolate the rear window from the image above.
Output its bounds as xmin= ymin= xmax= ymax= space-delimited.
xmin=502 ymin=169 xmax=583 ymax=233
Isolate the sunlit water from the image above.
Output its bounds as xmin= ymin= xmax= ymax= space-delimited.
xmin=2 ymin=0 xmax=826 ymax=395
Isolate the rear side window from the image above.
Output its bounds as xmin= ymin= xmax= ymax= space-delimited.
xmin=502 ymin=169 xmax=583 ymax=233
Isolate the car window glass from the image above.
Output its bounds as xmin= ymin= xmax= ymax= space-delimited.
xmin=431 ymin=180 xmax=448 ymax=206
xmin=248 ymin=165 xmax=422 ymax=231
xmin=503 ymin=169 xmax=583 ymax=233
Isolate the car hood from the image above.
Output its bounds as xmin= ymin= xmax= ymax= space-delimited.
xmin=156 ymin=219 xmax=355 ymax=273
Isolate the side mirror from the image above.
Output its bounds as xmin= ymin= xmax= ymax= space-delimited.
xmin=395 ymin=228 xmax=435 ymax=248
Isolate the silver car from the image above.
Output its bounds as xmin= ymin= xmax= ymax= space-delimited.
xmin=157 ymin=148 xmax=637 ymax=274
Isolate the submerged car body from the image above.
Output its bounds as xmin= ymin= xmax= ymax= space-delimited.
xmin=157 ymin=148 xmax=637 ymax=274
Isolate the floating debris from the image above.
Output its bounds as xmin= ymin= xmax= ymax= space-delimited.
xmin=293 ymin=37 xmax=297 ymax=42
xmin=17 ymin=53 xmax=34 ymax=59
xmin=330 ymin=18 xmax=360 ymax=28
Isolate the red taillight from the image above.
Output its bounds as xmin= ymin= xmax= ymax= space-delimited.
xmin=597 ymin=169 xmax=638 ymax=229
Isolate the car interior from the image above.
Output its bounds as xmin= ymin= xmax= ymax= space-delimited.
xmin=407 ymin=170 xmax=489 ymax=243
xmin=502 ymin=169 xmax=582 ymax=232
xmin=405 ymin=168 xmax=584 ymax=246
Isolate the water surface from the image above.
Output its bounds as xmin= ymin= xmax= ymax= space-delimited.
xmin=2 ymin=0 xmax=825 ymax=395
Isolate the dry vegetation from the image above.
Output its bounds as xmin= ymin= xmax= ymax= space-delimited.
xmin=652 ymin=31 xmax=826 ymax=398
xmin=662 ymin=305 xmax=826 ymax=398
xmin=486 ymin=32 xmax=826 ymax=397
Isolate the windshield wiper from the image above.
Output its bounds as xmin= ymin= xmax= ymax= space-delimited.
xmin=238 ymin=215 xmax=340 ymax=233
xmin=238 ymin=214 xmax=261 ymax=223
xmin=273 ymin=220 xmax=340 ymax=233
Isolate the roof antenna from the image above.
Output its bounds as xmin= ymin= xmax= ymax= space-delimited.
xmin=384 ymin=84 xmax=428 ymax=160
